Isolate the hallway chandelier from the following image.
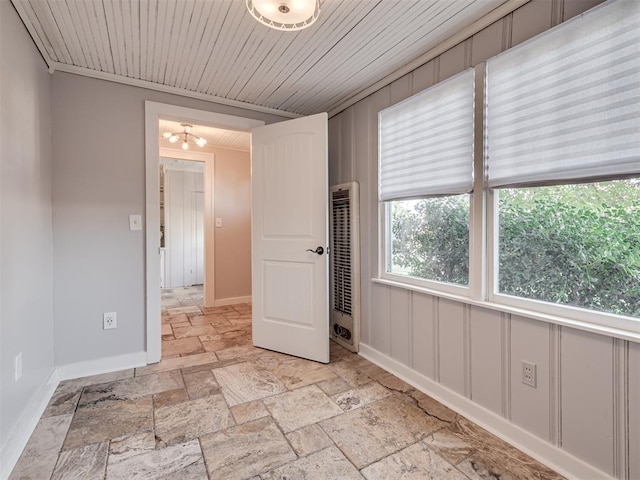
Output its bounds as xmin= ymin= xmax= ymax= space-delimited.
xmin=246 ymin=0 xmax=320 ymax=31
xmin=162 ymin=124 xmax=207 ymax=151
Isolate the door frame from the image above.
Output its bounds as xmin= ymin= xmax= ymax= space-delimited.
xmin=144 ymin=101 xmax=264 ymax=364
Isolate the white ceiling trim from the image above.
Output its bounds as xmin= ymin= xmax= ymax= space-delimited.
xmin=327 ymin=0 xmax=531 ymax=118
xmin=49 ymin=62 xmax=300 ymax=119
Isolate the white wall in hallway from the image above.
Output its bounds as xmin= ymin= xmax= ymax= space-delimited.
xmin=329 ymin=0 xmax=639 ymax=478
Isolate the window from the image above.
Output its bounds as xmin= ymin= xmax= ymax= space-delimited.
xmin=379 ymin=69 xmax=475 ymax=291
xmin=389 ymin=196 xmax=469 ymax=286
xmin=377 ymin=0 xmax=640 ymax=334
xmin=497 ymin=180 xmax=640 ymax=319
xmin=486 ymin=0 xmax=640 ymax=329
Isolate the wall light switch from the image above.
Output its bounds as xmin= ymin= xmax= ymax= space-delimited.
xmin=129 ymin=214 xmax=142 ymax=231
xmin=215 ymin=218 xmax=222 ymax=228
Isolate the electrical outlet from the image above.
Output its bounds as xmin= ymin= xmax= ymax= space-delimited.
xmin=521 ymin=360 xmax=537 ymax=388
xmin=103 ymin=312 xmax=117 ymax=330
xmin=15 ymin=353 xmax=22 ymax=381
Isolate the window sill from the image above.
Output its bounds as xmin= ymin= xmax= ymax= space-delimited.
xmin=372 ymin=277 xmax=640 ymax=343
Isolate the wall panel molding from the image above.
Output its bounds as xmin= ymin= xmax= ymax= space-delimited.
xmin=613 ymin=339 xmax=629 ymax=479
xmin=501 ymin=312 xmax=511 ymax=419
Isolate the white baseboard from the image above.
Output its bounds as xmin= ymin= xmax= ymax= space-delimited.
xmin=0 ymin=368 xmax=60 ymax=480
xmin=358 ymin=343 xmax=612 ymax=480
xmin=213 ymin=296 xmax=252 ymax=307
xmin=56 ymin=351 xmax=148 ymax=381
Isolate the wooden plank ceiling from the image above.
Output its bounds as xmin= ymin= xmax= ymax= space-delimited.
xmin=12 ymin=0 xmax=507 ymax=117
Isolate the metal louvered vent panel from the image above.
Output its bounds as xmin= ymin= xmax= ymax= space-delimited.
xmin=330 ymin=182 xmax=360 ymax=353
xmin=332 ymin=189 xmax=352 ymax=315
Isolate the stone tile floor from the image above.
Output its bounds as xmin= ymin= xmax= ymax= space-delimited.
xmin=10 ymin=286 xmax=564 ymax=479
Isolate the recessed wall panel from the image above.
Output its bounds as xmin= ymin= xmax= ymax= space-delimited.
xmin=389 ymin=287 xmax=410 ymax=366
xmin=412 ymin=293 xmax=435 ymax=379
xmin=470 ymin=306 xmax=502 ymax=414
xmin=510 ymin=315 xmax=550 ymax=441
xmin=438 ymin=298 xmax=466 ymax=395
xmin=561 ymin=328 xmax=614 ymax=476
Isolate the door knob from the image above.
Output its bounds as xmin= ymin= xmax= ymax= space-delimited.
xmin=306 ymin=246 xmax=324 ymax=255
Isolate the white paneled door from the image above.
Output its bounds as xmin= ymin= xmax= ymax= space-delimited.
xmin=251 ymin=113 xmax=329 ymax=363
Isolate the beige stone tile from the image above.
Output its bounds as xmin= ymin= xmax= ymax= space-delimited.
xmin=64 ymin=396 xmax=153 ymax=450
xmin=135 ymin=352 xmax=218 ymax=376
xmin=317 ymin=376 xmax=352 ymax=396
xmin=423 ymin=428 xmax=475 ymax=465
xmin=327 ymin=360 xmax=373 ymax=387
xmin=193 ymin=314 xmax=232 ymax=327
xmin=321 ymin=396 xmax=444 ymax=469
xmin=154 ymin=394 xmax=234 ymax=446
xmin=106 ymin=440 xmax=207 ymax=480
xmin=361 ymin=441 xmax=467 ymax=480
xmin=215 ymin=345 xmax=262 ymax=361
xmin=200 ymin=418 xmax=296 ymax=480
xmin=262 ymin=446 xmax=363 ymax=480
xmin=414 ymin=392 xmax=459 ymax=423
xmin=332 ymin=382 xmax=391 ymax=411
xmin=231 ymin=400 xmax=269 ymax=424
xmin=79 ymin=371 xmax=183 ymax=406
xmin=377 ymin=373 xmax=416 ymax=394
xmin=183 ymin=369 xmax=219 ymax=399
xmin=162 ymin=313 xmax=189 ymax=324
xmin=255 ymin=355 xmax=337 ymax=390
xmin=201 ymin=337 xmax=246 ymax=352
xmin=214 ymin=362 xmax=286 ymax=406
xmin=161 ymin=324 xmax=173 ymax=336
xmin=264 ymin=385 xmax=343 ymax=433
xmin=172 ymin=324 xmax=217 ymax=339
xmin=9 ymin=414 xmax=73 ymax=480
xmin=43 ymin=384 xmax=82 ymax=417
xmin=457 ymin=454 xmax=518 ymax=480
xmin=60 ymin=369 xmax=134 ymax=388
xmin=109 ymin=432 xmax=155 ymax=456
xmin=450 ymin=417 xmax=565 ymax=479
xmin=286 ymin=424 xmax=334 ymax=457
xmin=153 ymin=388 xmax=189 ymax=408
xmin=162 ymin=337 xmax=204 ymax=357
xmin=51 ymin=440 xmax=109 ymax=480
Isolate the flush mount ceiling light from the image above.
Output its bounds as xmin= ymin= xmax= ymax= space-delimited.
xmin=246 ymin=0 xmax=320 ymax=31
xmin=162 ymin=124 xmax=207 ymax=151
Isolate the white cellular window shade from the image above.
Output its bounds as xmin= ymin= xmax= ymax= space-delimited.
xmin=486 ymin=0 xmax=640 ymax=189
xmin=378 ymin=69 xmax=475 ymax=201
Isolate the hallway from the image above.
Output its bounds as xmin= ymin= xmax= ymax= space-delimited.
xmin=10 ymin=287 xmax=563 ymax=479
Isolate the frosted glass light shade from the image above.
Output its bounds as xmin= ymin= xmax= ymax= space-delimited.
xmin=247 ymin=0 xmax=319 ymax=31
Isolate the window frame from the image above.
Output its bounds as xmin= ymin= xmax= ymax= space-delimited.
xmin=379 ymin=195 xmax=474 ymax=297
xmin=486 ymin=184 xmax=640 ymax=335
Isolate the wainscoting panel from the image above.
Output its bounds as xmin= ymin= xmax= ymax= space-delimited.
xmin=469 ymin=306 xmax=503 ymax=415
xmin=411 ymin=293 xmax=436 ymax=379
xmin=561 ymin=328 xmax=614 ymax=476
xmin=510 ymin=315 xmax=551 ymax=442
xmin=438 ymin=298 xmax=466 ymax=396
xmin=389 ymin=287 xmax=411 ymax=366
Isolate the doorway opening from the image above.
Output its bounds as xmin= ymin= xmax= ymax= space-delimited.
xmin=145 ymin=102 xmax=265 ymax=364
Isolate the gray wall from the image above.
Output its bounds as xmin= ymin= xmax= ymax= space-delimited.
xmin=0 ymin=0 xmax=54 ymax=449
xmin=51 ymin=72 xmax=286 ymax=366
xmin=328 ymin=0 xmax=639 ymax=478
